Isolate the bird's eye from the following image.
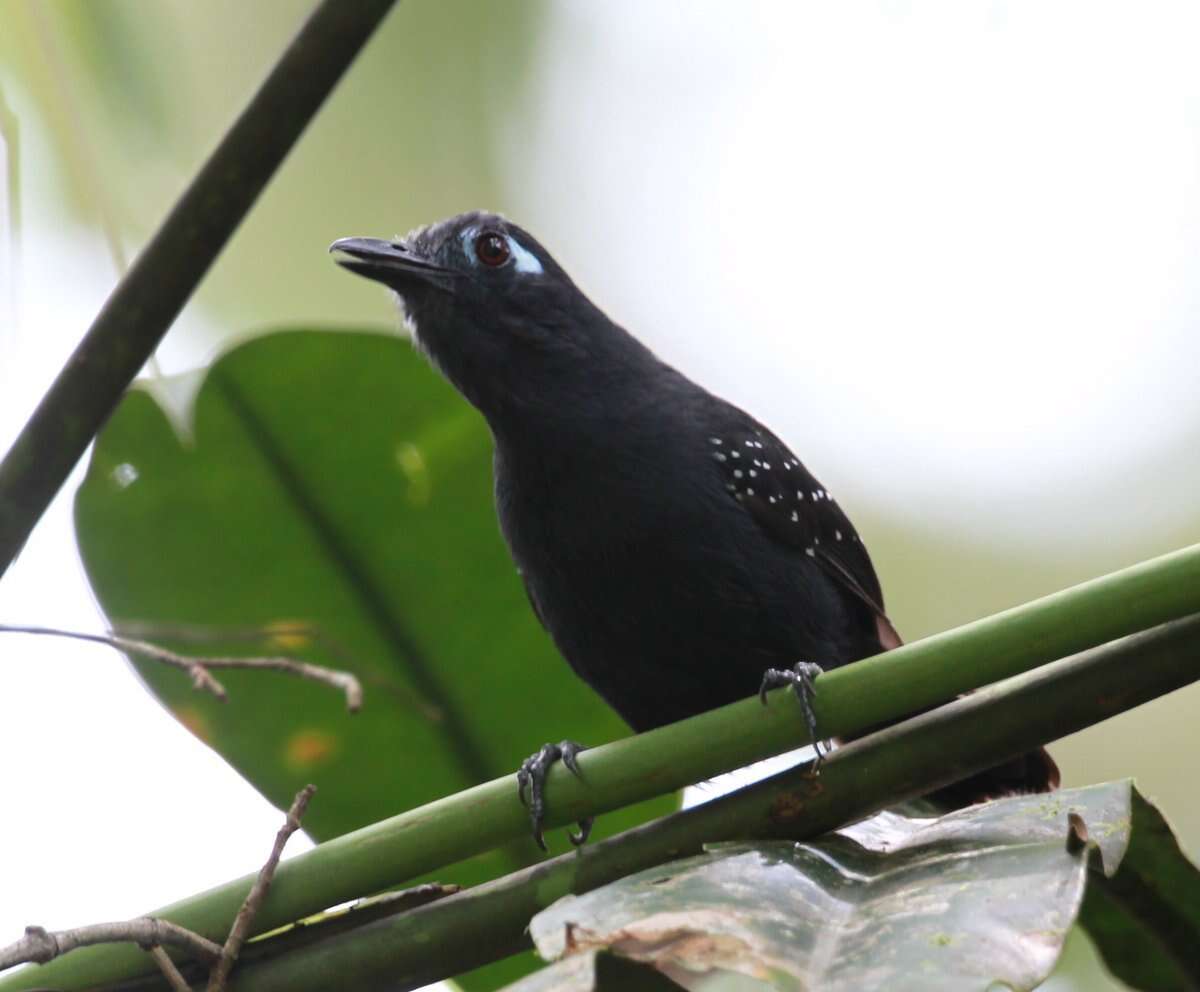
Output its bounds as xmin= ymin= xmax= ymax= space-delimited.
xmin=474 ymin=232 xmax=511 ymax=267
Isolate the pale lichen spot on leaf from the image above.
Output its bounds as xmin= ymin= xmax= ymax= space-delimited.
xmin=110 ymin=462 xmax=139 ymax=489
xmin=395 ymin=441 xmax=431 ymax=506
xmin=286 ymin=728 xmax=340 ymax=771
xmin=1093 ymin=816 xmax=1132 ymax=840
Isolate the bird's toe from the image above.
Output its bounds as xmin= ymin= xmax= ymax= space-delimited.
xmin=759 ymin=661 xmax=828 ymax=767
xmin=516 ymin=740 xmax=591 ymax=852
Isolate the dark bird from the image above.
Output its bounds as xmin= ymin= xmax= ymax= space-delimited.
xmin=331 ymin=212 xmax=1058 ymax=846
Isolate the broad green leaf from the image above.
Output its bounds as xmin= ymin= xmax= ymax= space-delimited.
xmin=1080 ymin=787 xmax=1200 ymax=991
xmin=527 ymin=783 xmax=1134 ymax=992
xmin=74 ymin=329 xmax=674 ymax=977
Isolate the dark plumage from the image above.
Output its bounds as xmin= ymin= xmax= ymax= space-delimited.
xmin=331 ymin=212 xmax=1058 ymax=840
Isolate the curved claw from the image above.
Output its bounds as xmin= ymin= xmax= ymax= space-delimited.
xmin=517 ymin=761 xmax=531 ymax=806
xmin=516 ymin=740 xmax=591 ymax=852
xmin=759 ymin=662 xmax=827 ymax=770
xmin=568 ymin=816 xmax=595 ymax=847
xmin=559 ymin=739 xmax=587 ymax=777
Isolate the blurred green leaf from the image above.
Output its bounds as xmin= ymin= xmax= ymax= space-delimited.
xmin=1080 ymin=788 xmax=1200 ymax=991
xmin=0 ymin=0 xmax=550 ymax=337
xmin=51 ymin=0 xmax=172 ymax=140
xmin=74 ymin=330 xmax=674 ymax=947
xmin=0 ymin=0 xmax=174 ymax=225
xmin=0 ymin=78 xmax=17 ymax=272
xmin=526 ymin=784 xmax=1135 ymax=992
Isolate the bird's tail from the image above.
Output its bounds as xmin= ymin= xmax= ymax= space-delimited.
xmin=848 ymin=631 xmax=1061 ymax=809
xmin=923 ymin=746 xmax=1061 ymax=810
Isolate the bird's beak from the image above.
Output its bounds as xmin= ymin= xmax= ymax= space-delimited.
xmin=329 ymin=237 xmax=458 ymax=291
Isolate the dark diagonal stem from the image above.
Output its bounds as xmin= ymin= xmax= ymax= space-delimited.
xmin=0 ymin=0 xmax=398 ymax=578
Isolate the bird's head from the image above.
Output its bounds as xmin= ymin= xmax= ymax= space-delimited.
xmin=331 ymin=211 xmax=654 ymax=424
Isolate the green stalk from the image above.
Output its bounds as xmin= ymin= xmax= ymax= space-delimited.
xmin=0 ymin=0 xmax=397 ymax=576
xmin=4 ymin=545 xmax=1200 ymax=991
xmin=220 ymin=613 xmax=1200 ymax=992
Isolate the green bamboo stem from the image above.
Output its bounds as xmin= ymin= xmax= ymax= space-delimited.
xmin=220 ymin=613 xmax=1200 ymax=992
xmin=4 ymin=544 xmax=1200 ymax=991
xmin=0 ymin=0 xmax=397 ymax=577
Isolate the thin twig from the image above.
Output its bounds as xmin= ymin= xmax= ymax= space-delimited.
xmin=0 ymin=919 xmax=221 ymax=971
xmin=0 ymin=623 xmax=363 ymax=711
xmin=148 ymin=945 xmax=193 ymax=992
xmin=207 ymin=785 xmax=316 ymax=992
xmin=0 ymin=789 xmax=318 ymax=987
xmin=117 ymin=619 xmax=440 ymax=722
xmin=187 ymin=655 xmax=362 ymax=712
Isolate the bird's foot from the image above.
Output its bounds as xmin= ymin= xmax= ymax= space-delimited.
xmin=759 ymin=661 xmax=828 ymax=769
xmin=517 ymin=740 xmax=594 ymax=852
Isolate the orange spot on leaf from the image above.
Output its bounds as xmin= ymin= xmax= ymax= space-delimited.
xmin=286 ymin=729 xmax=339 ymax=770
xmin=173 ymin=705 xmax=212 ymax=745
xmin=264 ymin=619 xmax=313 ymax=652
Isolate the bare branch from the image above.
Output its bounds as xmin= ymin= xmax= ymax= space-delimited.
xmin=0 ymin=624 xmax=363 ymax=712
xmin=0 ymin=919 xmax=220 ymax=971
xmin=208 ymin=785 xmax=316 ymax=992
xmin=116 ymin=618 xmax=435 ymax=720
xmin=148 ymin=945 xmax=194 ymax=992
xmin=0 ymin=789 xmax=318 ymax=988
xmin=190 ymin=656 xmax=362 ymax=713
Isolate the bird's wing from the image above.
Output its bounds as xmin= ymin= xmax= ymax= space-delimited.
xmin=707 ymin=421 xmax=902 ymax=650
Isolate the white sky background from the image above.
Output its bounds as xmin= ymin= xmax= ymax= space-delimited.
xmin=512 ymin=2 xmax=1200 ymax=547
xmin=5 ymin=3 xmax=1200 ymax=989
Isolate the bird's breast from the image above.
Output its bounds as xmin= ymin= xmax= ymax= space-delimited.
xmin=490 ymin=436 xmax=853 ymax=730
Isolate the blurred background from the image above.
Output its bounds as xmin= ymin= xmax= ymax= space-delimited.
xmin=2 ymin=2 xmax=1198 ymax=988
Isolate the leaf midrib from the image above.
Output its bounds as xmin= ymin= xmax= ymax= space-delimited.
xmin=211 ymin=365 xmax=495 ymax=791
